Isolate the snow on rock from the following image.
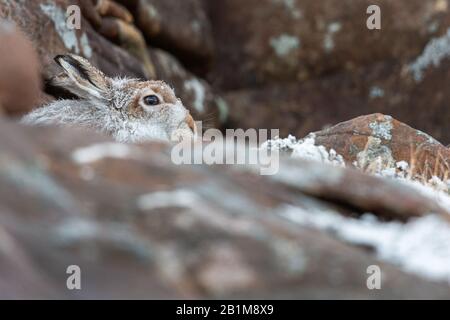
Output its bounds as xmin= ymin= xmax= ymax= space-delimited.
xmin=137 ymin=189 xmax=199 ymax=211
xmin=280 ymin=205 xmax=450 ymax=283
xmin=264 ymin=133 xmax=450 ymax=212
xmin=265 ymin=131 xmax=450 ymax=283
xmin=71 ymin=143 xmax=141 ymax=164
xmin=368 ymin=159 xmax=450 ymax=211
xmin=261 ymin=134 xmax=345 ymax=167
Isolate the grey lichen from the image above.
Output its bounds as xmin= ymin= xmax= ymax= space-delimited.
xmin=369 ymin=86 xmax=385 ymax=99
xmin=270 ymin=34 xmax=300 ymax=58
xmin=40 ymin=2 xmax=92 ymax=57
xmin=323 ymin=22 xmax=342 ymax=53
xmin=408 ymin=27 xmax=450 ymax=82
xmin=40 ymin=2 xmax=79 ymax=53
xmin=215 ymin=97 xmax=229 ymax=123
xmin=416 ymin=130 xmax=440 ymax=145
xmin=79 ymin=33 xmax=92 ymax=58
xmin=357 ymin=137 xmax=395 ymax=173
xmin=369 ymin=117 xmax=393 ymax=140
xmin=272 ymin=0 xmax=303 ymax=19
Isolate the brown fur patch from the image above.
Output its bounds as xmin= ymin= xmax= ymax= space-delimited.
xmin=128 ymin=93 xmax=144 ymax=118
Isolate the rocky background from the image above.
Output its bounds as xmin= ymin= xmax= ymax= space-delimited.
xmin=1 ymin=0 xmax=450 ymax=299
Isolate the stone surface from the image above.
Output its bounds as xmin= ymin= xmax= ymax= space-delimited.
xmin=135 ymin=0 xmax=214 ymax=72
xmin=1 ymin=118 xmax=450 ymax=298
xmin=0 ymin=21 xmax=41 ymax=116
xmin=79 ymin=0 xmax=157 ymax=78
xmin=2 ymin=0 xmax=450 ymax=299
xmin=210 ymin=0 xmax=450 ymax=144
xmin=206 ymin=0 xmax=450 ymax=90
xmin=222 ymin=54 xmax=450 ymax=145
xmin=313 ymin=114 xmax=450 ymax=181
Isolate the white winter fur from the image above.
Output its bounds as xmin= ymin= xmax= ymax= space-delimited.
xmin=21 ymin=54 xmax=195 ymax=143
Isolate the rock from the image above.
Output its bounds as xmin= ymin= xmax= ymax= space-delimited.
xmin=151 ymin=48 xmax=223 ymax=127
xmin=135 ymin=0 xmax=214 ymax=72
xmin=223 ymin=53 xmax=450 ymax=145
xmin=275 ymin=157 xmax=450 ymax=221
xmin=222 ymin=80 xmax=371 ymax=139
xmin=80 ymin=0 xmax=156 ymax=78
xmin=210 ymin=1 xmax=450 ymax=144
xmin=313 ymin=113 xmax=450 ymax=181
xmin=0 ymin=21 xmax=41 ymax=116
xmin=1 ymin=118 xmax=450 ymax=298
xmin=0 ymin=0 xmax=146 ymax=84
xmin=206 ymin=0 xmax=450 ymax=90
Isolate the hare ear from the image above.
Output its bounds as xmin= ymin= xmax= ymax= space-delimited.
xmin=53 ymin=54 xmax=109 ymax=100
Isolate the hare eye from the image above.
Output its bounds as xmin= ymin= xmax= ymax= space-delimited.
xmin=143 ymin=95 xmax=160 ymax=106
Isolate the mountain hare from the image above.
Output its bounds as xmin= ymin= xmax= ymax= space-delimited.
xmin=21 ymin=54 xmax=196 ymax=142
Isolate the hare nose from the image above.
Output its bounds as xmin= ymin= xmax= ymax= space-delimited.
xmin=185 ymin=114 xmax=196 ymax=134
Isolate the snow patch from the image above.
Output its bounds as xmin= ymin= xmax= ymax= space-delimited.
xmin=280 ymin=206 xmax=450 ymax=283
xmin=55 ymin=218 xmax=98 ymax=241
xmin=261 ymin=134 xmax=345 ymax=167
xmin=137 ymin=189 xmax=199 ymax=211
xmin=263 ymin=132 xmax=450 ymax=207
xmin=72 ymin=143 xmax=139 ymax=164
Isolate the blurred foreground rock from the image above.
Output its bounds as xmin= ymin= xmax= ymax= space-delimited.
xmin=1 ymin=117 xmax=450 ymax=298
xmin=0 ymin=21 xmax=41 ymax=116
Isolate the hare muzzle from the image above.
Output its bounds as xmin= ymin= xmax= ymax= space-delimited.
xmin=169 ymin=114 xmax=197 ymax=142
xmin=185 ymin=114 xmax=196 ymax=135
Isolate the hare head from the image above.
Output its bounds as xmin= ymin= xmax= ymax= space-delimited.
xmin=22 ymin=54 xmax=196 ymax=143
